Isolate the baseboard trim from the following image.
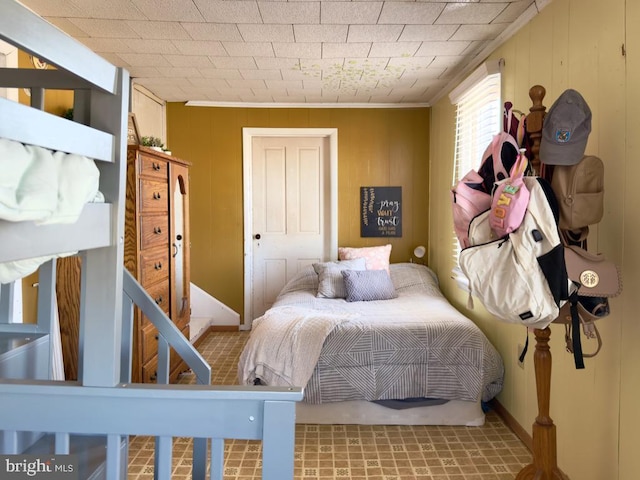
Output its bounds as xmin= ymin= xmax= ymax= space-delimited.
xmin=490 ymin=399 xmax=532 ymax=452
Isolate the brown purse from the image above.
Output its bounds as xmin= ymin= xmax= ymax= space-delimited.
xmin=554 ymin=245 xmax=622 ymax=368
xmin=563 ymin=245 xmax=622 ymax=297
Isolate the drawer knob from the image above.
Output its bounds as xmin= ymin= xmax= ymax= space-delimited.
xmin=152 ymin=162 xmax=161 ymax=171
xmin=154 ymin=262 xmax=163 ymax=270
xmin=155 ymin=295 xmax=163 ymax=305
xmin=150 ymin=372 xmax=157 ymax=381
xmin=153 ymin=192 xmax=162 ymax=200
xmin=153 ymin=226 xmax=162 ymax=234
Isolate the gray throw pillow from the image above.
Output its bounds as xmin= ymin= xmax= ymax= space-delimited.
xmin=341 ymin=269 xmax=398 ymax=302
xmin=313 ymin=258 xmax=366 ymax=298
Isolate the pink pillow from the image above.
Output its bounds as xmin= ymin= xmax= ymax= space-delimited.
xmin=338 ymin=244 xmax=392 ymax=272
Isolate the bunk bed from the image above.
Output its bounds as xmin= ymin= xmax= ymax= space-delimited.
xmin=0 ymin=1 xmax=301 ymax=479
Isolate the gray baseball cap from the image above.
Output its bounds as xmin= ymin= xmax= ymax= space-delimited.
xmin=540 ymin=89 xmax=591 ymax=165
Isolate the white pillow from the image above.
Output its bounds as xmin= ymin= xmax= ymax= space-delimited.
xmin=313 ymin=258 xmax=367 ymax=298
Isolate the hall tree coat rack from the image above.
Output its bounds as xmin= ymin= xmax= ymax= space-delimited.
xmin=516 ymin=85 xmax=570 ymax=480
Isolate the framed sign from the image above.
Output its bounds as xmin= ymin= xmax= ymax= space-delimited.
xmin=361 ymin=186 xmax=402 ymax=237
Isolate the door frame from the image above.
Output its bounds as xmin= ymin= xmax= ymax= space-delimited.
xmin=242 ymin=127 xmax=338 ymax=329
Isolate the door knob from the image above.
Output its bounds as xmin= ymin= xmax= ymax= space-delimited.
xmin=254 ymin=234 xmax=261 ymax=240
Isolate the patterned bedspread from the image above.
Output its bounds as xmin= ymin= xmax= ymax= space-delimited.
xmin=240 ymin=263 xmax=504 ymax=404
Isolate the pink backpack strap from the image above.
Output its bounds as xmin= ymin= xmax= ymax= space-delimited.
xmin=491 ymin=133 xmax=510 ymax=180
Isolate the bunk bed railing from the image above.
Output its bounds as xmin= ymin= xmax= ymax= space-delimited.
xmin=122 ymin=268 xmax=212 ymax=479
xmin=0 ymin=378 xmax=303 ymax=480
xmin=122 ymin=269 xmax=210 ymax=385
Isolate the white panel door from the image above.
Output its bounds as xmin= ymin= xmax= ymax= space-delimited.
xmin=251 ymin=136 xmax=329 ymax=319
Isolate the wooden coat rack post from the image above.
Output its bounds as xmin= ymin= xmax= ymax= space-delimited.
xmin=516 ymin=85 xmax=569 ymax=480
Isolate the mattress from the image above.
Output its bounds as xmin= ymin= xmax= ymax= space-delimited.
xmin=240 ymin=263 xmax=504 ymax=405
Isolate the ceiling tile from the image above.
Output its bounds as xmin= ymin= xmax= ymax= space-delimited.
xmin=21 ymin=0 xmax=83 ymax=16
xmin=254 ymin=57 xmax=302 ymax=70
xmin=378 ymin=3 xmax=445 ymax=25
xmin=126 ymin=21 xmax=192 ymax=40
xmin=273 ymin=42 xmax=322 ymax=59
xmin=193 ymin=0 xmax=262 ymax=24
xmin=415 ymin=41 xmax=471 ymax=56
xmin=282 ymin=68 xmax=321 ymax=81
xmin=181 ymin=23 xmax=243 ymax=41
xmin=398 ymin=24 xmax=459 ymax=42
xmin=65 ymin=0 xmax=144 ymax=20
xmin=79 ymin=38 xmax=132 ymax=54
xmin=493 ymin=0 xmax=535 ymax=24
xmin=155 ymin=67 xmax=203 ymax=78
xmin=128 ymin=67 xmax=161 ymax=77
xmin=369 ymin=42 xmax=421 ymax=58
xmin=258 ymin=2 xmax=320 ymax=24
xmin=163 ymin=55 xmax=213 ymax=68
xmin=227 ymin=79 xmax=268 ymax=90
xmin=68 ymin=18 xmax=139 ymax=39
xmin=239 ymin=25 xmax=295 ymax=43
xmin=294 ymin=25 xmax=348 ymax=43
xmin=265 ymin=79 xmax=304 ymax=90
xmin=450 ymin=24 xmax=506 ymax=41
xmin=131 ymin=0 xmax=206 ymax=22
xmin=436 ymin=3 xmax=508 ymax=25
xmin=321 ymin=2 xmax=384 ymax=25
xmin=223 ymin=42 xmax=275 ymax=57
xmin=44 ymin=17 xmax=90 ymax=38
xmin=117 ymin=53 xmax=172 ymax=67
xmin=209 ymin=57 xmax=258 ymax=69
xmin=240 ymin=69 xmax=283 ymax=81
xmin=197 ymin=68 xmax=243 ymax=80
xmin=127 ymin=39 xmax=180 ymax=55
xmin=347 ymin=25 xmax=404 ymax=43
xmin=188 ymin=77 xmax=231 ymax=89
xmin=172 ymin=40 xmax=227 ymax=56
xmin=322 ymin=43 xmax=370 ymax=58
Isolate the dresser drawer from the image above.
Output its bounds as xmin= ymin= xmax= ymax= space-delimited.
xmin=142 ymin=356 xmax=158 ymax=383
xmin=141 ymin=280 xmax=170 ymax=318
xmin=139 ymin=154 xmax=168 ymax=179
xmin=140 ymin=215 xmax=169 ymax=250
xmin=140 ymin=179 xmax=168 ymax=213
xmin=140 ymin=249 xmax=169 ymax=286
xmin=141 ymin=323 xmax=159 ymax=364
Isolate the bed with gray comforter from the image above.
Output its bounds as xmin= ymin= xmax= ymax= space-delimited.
xmin=238 ymin=263 xmax=504 ymax=405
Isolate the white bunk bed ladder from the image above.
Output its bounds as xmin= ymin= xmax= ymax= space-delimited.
xmin=0 ymin=1 xmax=303 ymax=479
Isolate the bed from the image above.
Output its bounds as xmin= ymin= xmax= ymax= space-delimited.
xmin=239 ymin=262 xmax=504 ymax=425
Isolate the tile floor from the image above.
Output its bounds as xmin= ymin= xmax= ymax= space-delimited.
xmin=127 ymin=331 xmax=531 ymax=479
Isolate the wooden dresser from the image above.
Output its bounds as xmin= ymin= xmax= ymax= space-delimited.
xmin=125 ymin=146 xmax=191 ymax=383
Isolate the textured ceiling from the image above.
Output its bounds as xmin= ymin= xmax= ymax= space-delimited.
xmin=19 ymin=0 xmax=549 ymax=106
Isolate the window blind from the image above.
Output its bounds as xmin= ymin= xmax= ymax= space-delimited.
xmin=450 ymin=64 xmax=502 ymax=271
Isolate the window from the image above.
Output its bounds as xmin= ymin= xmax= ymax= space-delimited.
xmin=449 ymin=61 xmax=502 ymax=286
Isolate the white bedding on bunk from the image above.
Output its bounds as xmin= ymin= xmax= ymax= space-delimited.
xmin=0 ymin=138 xmax=100 ymax=224
xmin=0 ymin=137 xmax=101 ymax=283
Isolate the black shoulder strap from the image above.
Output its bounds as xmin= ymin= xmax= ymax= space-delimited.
xmin=569 ymin=291 xmax=585 ymax=369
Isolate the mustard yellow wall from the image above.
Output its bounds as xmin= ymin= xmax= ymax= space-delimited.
xmin=430 ymin=0 xmax=636 ymax=478
xmin=166 ymin=105 xmax=430 ymax=320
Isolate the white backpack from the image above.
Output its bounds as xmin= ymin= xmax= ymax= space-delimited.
xmin=459 ymin=176 xmax=571 ymax=330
